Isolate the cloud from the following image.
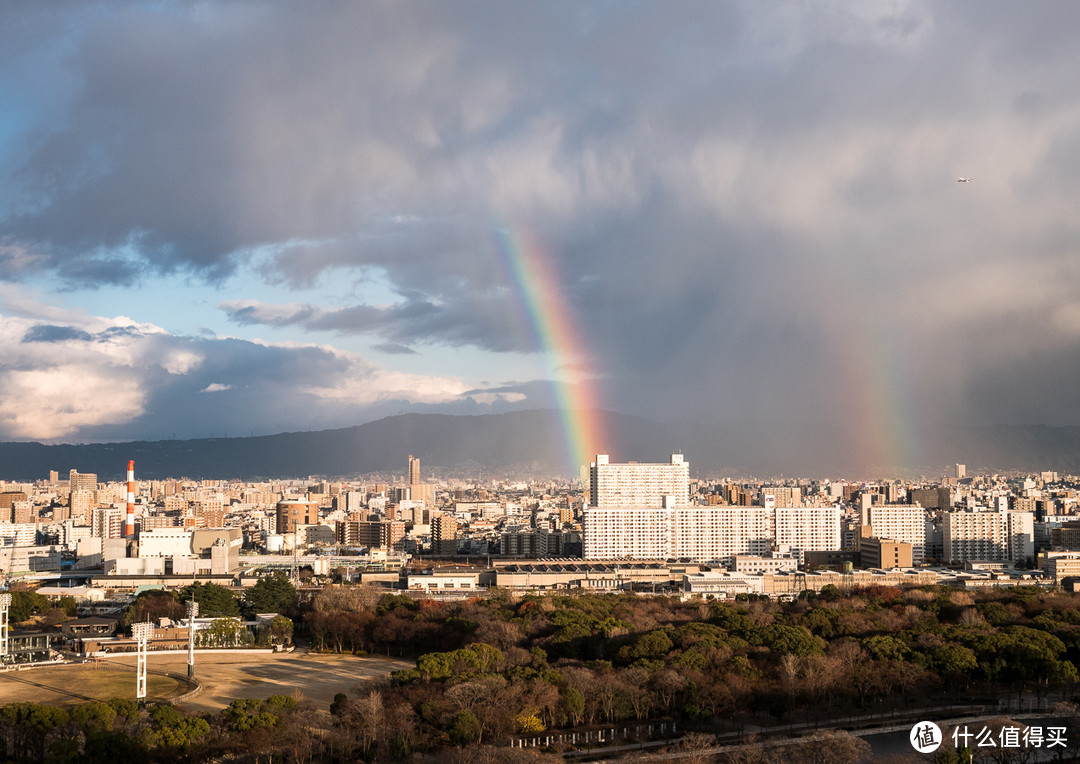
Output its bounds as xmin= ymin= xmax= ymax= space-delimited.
xmin=218 ymin=295 xmax=535 ymax=353
xmin=0 ymin=301 xmax=529 ymax=442
xmin=373 ymin=343 xmax=418 ymax=355
xmin=22 ymin=324 xmax=93 ymax=343
xmin=4 ymin=2 xmax=1080 ymax=463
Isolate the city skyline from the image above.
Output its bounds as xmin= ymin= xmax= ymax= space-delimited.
xmin=3 ymin=3 xmax=1080 ymax=477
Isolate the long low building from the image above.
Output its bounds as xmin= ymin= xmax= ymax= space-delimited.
xmin=495 ymin=560 xmax=703 ymax=591
xmin=683 ymin=566 xmax=1053 ymax=598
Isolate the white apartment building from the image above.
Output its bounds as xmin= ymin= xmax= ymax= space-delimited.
xmin=0 ymin=522 xmax=37 ymax=546
xmin=583 ymin=508 xmax=674 ymax=559
xmin=590 ymin=454 xmax=689 ymax=508
xmin=672 ymin=507 xmax=773 ymax=564
xmin=943 ymin=510 xmax=1034 ymax=565
xmin=583 ymin=506 xmax=840 ymax=565
xmin=775 ymin=507 xmax=842 ymax=559
xmin=862 ymin=504 xmax=928 ymax=562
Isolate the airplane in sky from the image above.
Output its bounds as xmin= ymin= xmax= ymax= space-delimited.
xmin=957 ymin=177 xmax=974 ymax=182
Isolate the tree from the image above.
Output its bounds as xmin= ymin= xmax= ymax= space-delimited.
xmin=71 ymin=702 xmax=117 ymax=734
xmin=351 ymin=690 xmax=384 ymax=759
xmin=268 ymin=615 xmax=294 ymax=646
xmin=449 ymin=710 xmax=481 ymax=747
xmin=244 ymin=573 xmax=298 ymax=617
xmin=7 ymin=590 xmax=49 ymax=624
xmin=198 ymin=617 xmax=249 ymax=648
xmin=125 ymin=590 xmax=184 ymax=626
xmin=182 ymin=582 xmax=240 ymax=618
xmin=560 ymin=688 xmax=585 ymax=727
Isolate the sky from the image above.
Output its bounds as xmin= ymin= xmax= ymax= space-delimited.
xmin=2 ymin=1 xmax=1080 ymax=472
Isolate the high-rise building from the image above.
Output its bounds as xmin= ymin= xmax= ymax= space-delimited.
xmin=584 ymin=505 xmax=840 ymax=565
xmin=861 ymin=504 xmax=928 ymax=563
xmin=431 ymin=513 xmax=459 ymax=555
xmin=583 ymin=507 xmax=675 ymax=559
xmin=943 ymin=510 xmax=1034 ymax=564
xmin=92 ymin=507 xmax=124 ymax=539
xmin=335 ymin=519 xmax=405 ymax=550
xmin=69 ymin=470 xmax=98 ymax=492
xmin=909 ymin=487 xmax=952 ymax=510
xmin=10 ymin=502 xmax=33 ymax=525
xmin=774 ymin=507 xmax=841 ymax=556
xmin=275 ymin=500 xmax=318 ymax=534
xmin=70 ymin=490 xmax=95 ymax=524
xmin=408 ymin=454 xmax=421 ymax=485
xmin=589 ymin=454 xmax=689 ymax=508
xmin=669 ymin=507 xmax=772 ymax=564
xmin=761 ymin=487 xmax=803 ymax=508
xmin=0 ymin=492 xmax=27 ymax=523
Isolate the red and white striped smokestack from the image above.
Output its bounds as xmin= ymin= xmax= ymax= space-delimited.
xmin=125 ymin=459 xmax=136 ymax=537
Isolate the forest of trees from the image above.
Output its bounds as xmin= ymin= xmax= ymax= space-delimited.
xmin=7 ymin=583 xmax=1080 ymax=762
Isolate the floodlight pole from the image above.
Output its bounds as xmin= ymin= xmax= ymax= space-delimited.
xmin=0 ymin=593 xmax=11 ymax=664
xmin=187 ymin=600 xmax=199 ymax=678
xmin=132 ymin=622 xmax=152 ymax=706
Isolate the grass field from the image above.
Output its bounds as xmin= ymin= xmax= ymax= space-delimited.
xmin=0 ymin=665 xmax=192 ymax=706
xmin=0 ymin=650 xmax=413 ymax=712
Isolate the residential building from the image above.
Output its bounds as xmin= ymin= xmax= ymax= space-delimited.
xmin=589 ymin=454 xmax=689 ymax=508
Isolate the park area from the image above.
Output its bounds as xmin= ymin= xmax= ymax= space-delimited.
xmin=0 ymin=649 xmax=413 ymax=712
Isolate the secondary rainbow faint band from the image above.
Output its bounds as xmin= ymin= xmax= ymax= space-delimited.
xmin=492 ymin=227 xmax=607 ymax=475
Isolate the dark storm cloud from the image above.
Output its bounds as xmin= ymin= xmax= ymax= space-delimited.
xmin=220 ymin=292 xmax=536 ymax=353
xmin=5 ymin=1 xmax=1080 ymax=456
xmin=373 ymin=343 xmax=418 ymax=355
xmin=22 ymin=324 xmax=92 ymax=343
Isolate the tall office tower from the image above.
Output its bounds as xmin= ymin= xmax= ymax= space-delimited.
xmin=406 ymin=454 xmax=435 ymax=505
xmin=69 ymin=470 xmax=98 ymax=492
xmin=861 ymin=504 xmax=928 ymax=563
xmin=956 ymin=464 xmax=967 ymax=479
xmin=48 ymin=470 xmax=59 ymax=484
xmin=589 ymin=454 xmax=690 ymax=508
xmin=942 ymin=510 xmax=1034 ymax=565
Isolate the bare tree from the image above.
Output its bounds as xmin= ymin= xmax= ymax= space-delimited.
xmin=677 ymin=732 xmax=717 ymax=764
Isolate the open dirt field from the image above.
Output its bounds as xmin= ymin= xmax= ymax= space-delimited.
xmin=0 ymin=665 xmax=192 ymax=706
xmin=0 ymin=650 xmax=413 ymax=712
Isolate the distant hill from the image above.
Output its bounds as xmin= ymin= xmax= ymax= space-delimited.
xmin=2 ymin=411 xmax=1080 ymax=481
xmin=0 ymin=410 xmax=669 ymax=482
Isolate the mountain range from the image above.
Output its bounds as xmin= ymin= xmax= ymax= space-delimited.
xmin=2 ymin=410 xmax=1080 ymax=481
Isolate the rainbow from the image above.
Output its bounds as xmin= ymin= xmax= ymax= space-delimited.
xmin=491 ymin=227 xmax=607 ymax=475
xmin=833 ymin=298 xmax=921 ymax=478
